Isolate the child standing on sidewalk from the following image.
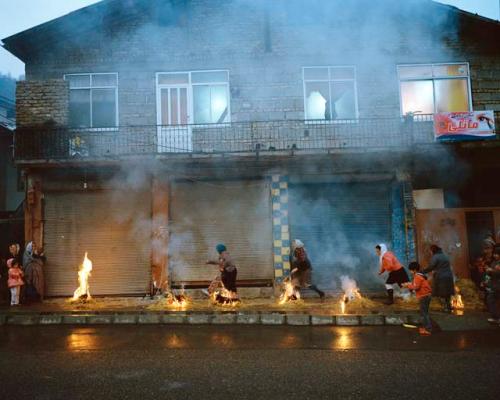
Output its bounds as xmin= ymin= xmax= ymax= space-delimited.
xmin=7 ymin=258 xmax=24 ymax=306
xmin=403 ymin=262 xmax=432 ymax=336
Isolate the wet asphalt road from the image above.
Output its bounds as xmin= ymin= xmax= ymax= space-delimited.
xmin=0 ymin=325 xmax=499 ymax=400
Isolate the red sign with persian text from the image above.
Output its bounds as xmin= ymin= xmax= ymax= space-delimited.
xmin=434 ymin=111 xmax=495 ymax=141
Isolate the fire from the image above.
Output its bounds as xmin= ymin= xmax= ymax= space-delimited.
xmin=72 ymin=252 xmax=92 ymax=301
xmin=212 ymin=286 xmax=240 ymax=307
xmin=167 ymin=284 xmax=188 ymax=308
xmin=451 ymin=285 xmax=464 ymax=312
xmin=279 ymin=278 xmax=300 ymax=304
xmin=339 ymin=276 xmax=362 ymax=314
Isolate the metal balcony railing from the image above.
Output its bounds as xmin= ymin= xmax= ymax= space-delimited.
xmin=13 ymin=113 xmax=499 ymax=162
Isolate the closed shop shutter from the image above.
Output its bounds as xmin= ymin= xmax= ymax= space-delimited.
xmin=289 ymin=181 xmax=391 ymax=290
xmin=44 ymin=190 xmax=151 ymax=296
xmin=170 ymin=180 xmax=273 ymax=283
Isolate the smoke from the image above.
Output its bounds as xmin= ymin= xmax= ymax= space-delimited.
xmin=18 ymin=0 xmax=483 ymax=295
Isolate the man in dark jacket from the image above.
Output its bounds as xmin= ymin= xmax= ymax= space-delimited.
xmin=423 ymin=244 xmax=455 ymax=312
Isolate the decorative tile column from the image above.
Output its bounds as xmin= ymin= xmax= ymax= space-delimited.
xmin=391 ymin=173 xmax=416 ymax=265
xmin=271 ymin=175 xmax=291 ymax=283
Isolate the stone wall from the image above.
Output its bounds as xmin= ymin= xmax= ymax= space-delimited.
xmin=16 ymin=80 xmax=69 ymax=127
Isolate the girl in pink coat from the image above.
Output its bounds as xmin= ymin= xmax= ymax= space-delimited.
xmin=7 ymin=258 xmax=24 ymax=306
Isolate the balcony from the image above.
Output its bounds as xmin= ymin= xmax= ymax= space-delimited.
xmin=14 ymin=114 xmax=499 ymax=162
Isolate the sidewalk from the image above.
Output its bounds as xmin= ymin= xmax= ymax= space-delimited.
xmin=0 ymin=295 xmax=494 ymax=329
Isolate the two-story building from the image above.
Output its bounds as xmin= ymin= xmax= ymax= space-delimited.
xmin=2 ymin=0 xmax=499 ymax=297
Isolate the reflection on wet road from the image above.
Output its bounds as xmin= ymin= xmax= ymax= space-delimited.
xmin=1 ymin=326 xmax=499 ymax=399
xmin=1 ymin=325 xmax=499 ymax=353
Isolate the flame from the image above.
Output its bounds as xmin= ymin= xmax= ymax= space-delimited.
xmin=279 ymin=279 xmax=300 ymax=304
xmin=339 ymin=276 xmax=362 ymax=314
xmin=212 ymin=286 xmax=240 ymax=307
xmin=340 ymin=297 xmax=346 ymax=314
xmin=72 ymin=252 xmax=92 ymax=301
xmin=451 ymin=285 xmax=464 ymax=311
xmin=167 ymin=284 xmax=188 ymax=308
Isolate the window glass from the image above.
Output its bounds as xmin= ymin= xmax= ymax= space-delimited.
xmin=193 ymin=85 xmax=211 ymax=123
xmin=400 ymin=80 xmax=434 ymax=115
xmin=305 ymin=81 xmax=329 ymax=120
xmin=435 ymin=79 xmax=469 ymax=112
xmin=303 ymin=67 xmax=329 ymax=80
xmin=192 ymin=71 xmax=228 ymax=83
xmin=92 ymin=88 xmax=116 ymax=127
xmin=330 ymin=67 xmax=355 ymax=80
xmin=67 ymin=74 xmax=90 ymax=88
xmin=211 ymin=85 xmax=229 ymax=123
xmin=398 ymin=65 xmax=432 ymax=79
xmin=158 ymin=73 xmax=189 ymax=85
xmin=179 ymin=88 xmax=188 ymax=124
xmin=330 ymin=81 xmax=356 ymax=119
xmin=92 ymin=74 xmax=117 ymax=87
xmin=170 ymin=88 xmax=179 ymax=125
xmin=160 ymin=89 xmax=169 ymax=125
xmin=69 ymin=89 xmax=91 ymax=127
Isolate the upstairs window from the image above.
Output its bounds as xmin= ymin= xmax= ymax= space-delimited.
xmin=398 ymin=63 xmax=471 ymax=115
xmin=157 ymin=70 xmax=230 ymax=125
xmin=65 ymin=73 xmax=118 ymax=128
xmin=303 ymin=66 xmax=358 ymax=121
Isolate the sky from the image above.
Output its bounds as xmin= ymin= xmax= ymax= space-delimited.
xmin=0 ymin=0 xmax=499 ymax=78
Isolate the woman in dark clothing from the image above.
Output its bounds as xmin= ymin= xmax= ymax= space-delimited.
xmin=23 ymin=241 xmax=46 ymax=302
xmin=423 ymin=244 xmax=455 ymax=312
xmin=291 ymin=239 xmax=325 ymax=300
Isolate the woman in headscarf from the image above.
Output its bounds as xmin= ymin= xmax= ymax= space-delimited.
xmin=376 ymin=243 xmax=409 ymax=305
xmin=23 ymin=241 xmax=45 ymax=302
xmin=290 ymin=239 xmax=325 ymax=300
xmin=423 ymin=244 xmax=455 ymax=312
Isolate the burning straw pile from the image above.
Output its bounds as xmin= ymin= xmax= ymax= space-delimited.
xmin=69 ymin=252 xmax=93 ymax=304
xmin=454 ymin=278 xmax=482 ymax=309
xmin=338 ymin=276 xmax=377 ymax=313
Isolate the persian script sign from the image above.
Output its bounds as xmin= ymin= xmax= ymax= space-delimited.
xmin=434 ymin=111 xmax=495 ymax=141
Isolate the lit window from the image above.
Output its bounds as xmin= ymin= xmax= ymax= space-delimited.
xmin=398 ymin=63 xmax=470 ymax=115
xmin=157 ymin=71 xmax=230 ymax=125
xmin=303 ymin=66 xmax=358 ymax=120
xmin=65 ymin=73 xmax=118 ymax=128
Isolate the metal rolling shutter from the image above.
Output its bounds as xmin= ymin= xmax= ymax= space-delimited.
xmin=170 ymin=180 xmax=273 ymax=283
xmin=289 ymin=181 xmax=391 ymax=290
xmin=44 ymin=190 xmax=151 ymax=296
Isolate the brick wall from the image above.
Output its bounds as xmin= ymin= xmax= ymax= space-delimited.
xmin=16 ymin=80 xmax=69 ymax=127
xmin=20 ymin=1 xmax=500 ymax=126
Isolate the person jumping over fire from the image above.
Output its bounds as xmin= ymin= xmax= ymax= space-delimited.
xmin=291 ymin=239 xmax=325 ymax=300
xmin=376 ymin=243 xmax=409 ymax=305
xmin=204 ymin=243 xmax=238 ymax=302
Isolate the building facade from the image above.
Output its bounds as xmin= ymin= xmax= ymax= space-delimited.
xmin=3 ymin=0 xmax=500 ymax=296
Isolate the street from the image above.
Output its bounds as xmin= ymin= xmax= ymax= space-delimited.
xmin=1 ymin=325 xmax=499 ymax=399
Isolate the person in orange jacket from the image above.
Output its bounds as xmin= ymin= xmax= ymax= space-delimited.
xmin=376 ymin=243 xmax=409 ymax=304
xmin=403 ymin=262 xmax=432 ymax=335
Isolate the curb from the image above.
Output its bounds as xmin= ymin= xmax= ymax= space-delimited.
xmin=0 ymin=312 xmax=419 ymax=326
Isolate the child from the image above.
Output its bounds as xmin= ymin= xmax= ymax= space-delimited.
xmin=7 ymin=258 xmax=24 ymax=306
xmin=403 ymin=262 xmax=432 ymax=336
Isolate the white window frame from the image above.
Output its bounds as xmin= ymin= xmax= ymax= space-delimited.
xmin=155 ymin=70 xmax=231 ymax=126
xmin=302 ymin=66 xmax=359 ymax=123
xmin=64 ymin=72 xmax=119 ymax=129
xmin=397 ymin=62 xmax=472 ymax=116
